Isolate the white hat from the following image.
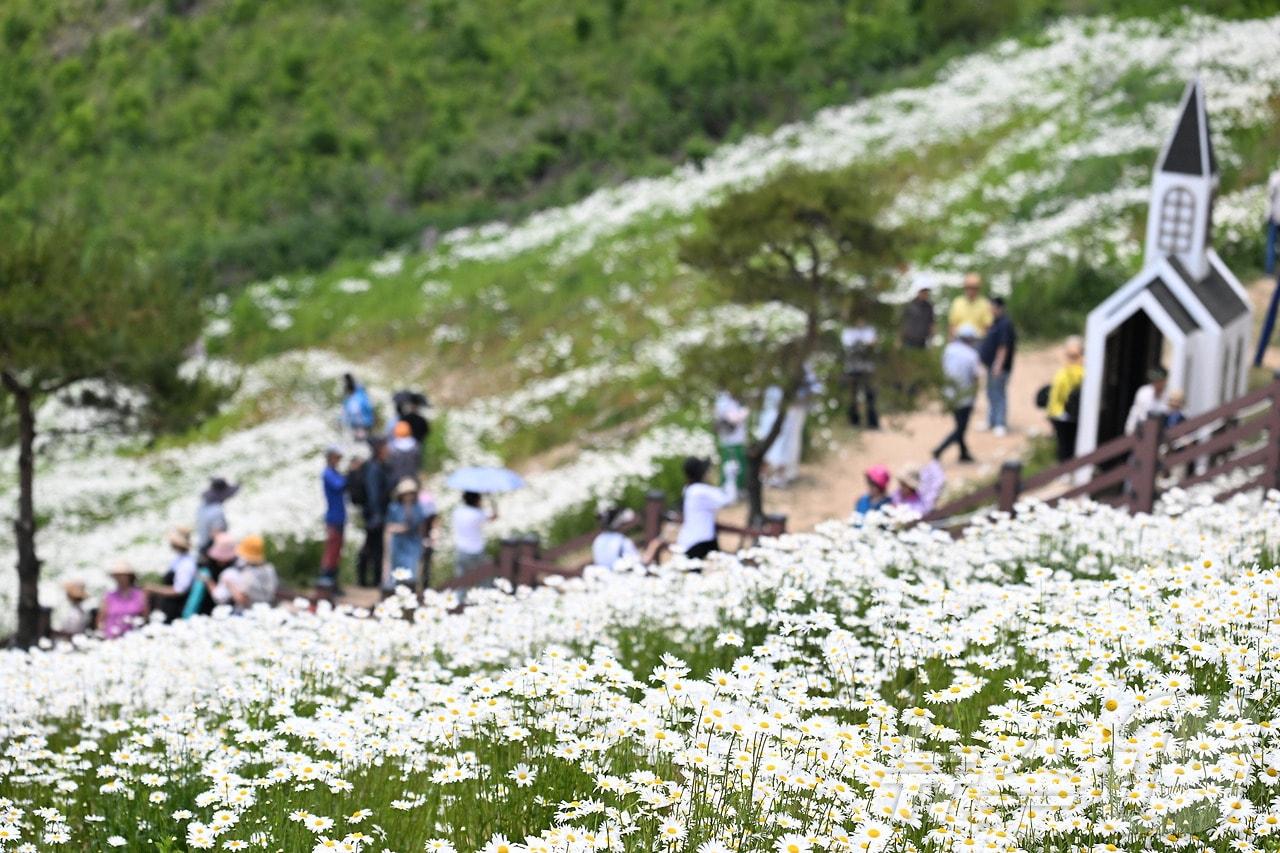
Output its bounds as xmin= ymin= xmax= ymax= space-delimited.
xmin=956 ymin=323 xmax=979 ymax=340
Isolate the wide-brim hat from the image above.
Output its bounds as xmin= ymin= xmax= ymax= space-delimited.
xmin=108 ymin=560 xmax=136 ymax=578
xmin=208 ymin=532 xmax=238 ymax=563
xmin=899 ymin=469 xmax=922 ymax=492
xmin=202 ymin=477 xmax=240 ymax=503
xmin=235 ymin=534 xmax=266 ymax=565
xmin=955 ymin=323 xmax=979 ymax=341
xmin=394 ymin=478 xmax=419 ymax=498
xmin=168 ymin=525 xmax=192 ymax=550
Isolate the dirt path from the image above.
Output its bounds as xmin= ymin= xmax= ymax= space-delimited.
xmin=726 ymin=344 xmax=1062 ymax=532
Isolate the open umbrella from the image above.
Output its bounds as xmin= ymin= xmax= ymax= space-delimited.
xmin=446 ymin=466 xmax=525 ymax=493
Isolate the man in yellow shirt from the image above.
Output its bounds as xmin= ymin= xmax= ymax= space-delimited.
xmin=948 ymin=273 xmax=994 ymax=337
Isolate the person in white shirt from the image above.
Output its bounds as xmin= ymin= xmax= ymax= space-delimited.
xmin=933 ymin=324 xmax=982 ymax=463
xmin=713 ymin=390 xmax=749 ymax=493
xmin=590 ymin=507 xmax=640 ymax=570
xmin=1124 ymin=367 xmax=1169 ymax=435
xmin=675 ymin=456 xmax=736 ymax=560
xmin=452 ymin=491 xmax=495 ymax=577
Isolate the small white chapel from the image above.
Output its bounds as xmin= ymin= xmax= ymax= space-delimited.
xmin=1075 ymin=79 xmax=1253 ymax=457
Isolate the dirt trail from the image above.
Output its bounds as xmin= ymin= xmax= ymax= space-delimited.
xmin=726 ymin=344 xmax=1062 ymax=532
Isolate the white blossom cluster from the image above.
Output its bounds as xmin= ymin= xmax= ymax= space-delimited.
xmin=2 ymin=492 xmax=1280 ymax=851
xmin=429 ymin=14 xmax=1280 ymax=275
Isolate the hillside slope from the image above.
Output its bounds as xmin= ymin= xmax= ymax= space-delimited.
xmin=3 ymin=11 xmax=1280 ymax=635
xmin=0 ymin=0 xmax=1270 ymax=284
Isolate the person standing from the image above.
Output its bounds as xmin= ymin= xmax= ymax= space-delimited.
xmin=713 ymin=390 xmax=749 ymax=493
xmin=383 ymin=479 xmax=428 ymax=592
xmin=321 ymin=446 xmax=347 ymax=587
xmin=1047 ymin=336 xmax=1085 ymax=463
xmin=452 ymin=491 xmax=495 ymax=578
xmin=341 ymin=373 xmax=375 ymax=440
xmin=388 ymin=421 xmax=421 ymax=486
xmin=947 ymin=273 xmax=994 ymax=337
xmin=194 ymin=477 xmax=238 ymax=556
xmin=841 ymin=321 xmax=879 ymax=429
xmin=900 ymin=277 xmax=935 ymax=350
xmin=675 ymin=456 xmax=736 ymax=560
xmin=358 ymin=439 xmax=393 ymax=587
xmin=933 ymin=325 xmax=981 ymax=463
xmin=978 ymin=297 xmax=1016 ymax=437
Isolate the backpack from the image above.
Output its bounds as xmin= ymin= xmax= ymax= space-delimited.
xmin=1064 ymin=386 xmax=1081 ymax=422
xmin=347 ymin=467 xmax=368 ymax=508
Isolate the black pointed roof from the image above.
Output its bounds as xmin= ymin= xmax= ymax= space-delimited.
xmin=1157 ymin=79 xmax=1217 ymax=177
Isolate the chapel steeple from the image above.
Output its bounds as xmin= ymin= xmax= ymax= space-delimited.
xmin=1143 ymin=79 xmax=1219 ymax=280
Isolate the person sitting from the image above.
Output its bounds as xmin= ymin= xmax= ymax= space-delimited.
xmin=893 ymin=460 xmax=945 ymax=516
xmin=1125 ymin=367 xmax=1169 ymax=435
xmin=1164 ymin=388 xmax=1187 ymax=429
xmin=384 ymin=479 xmax=428 ymax=592
xmin=145 ymin=526 xmax=198 ymax=623
xmin=591 ymin=507 xmax=640 ymax=570
xmin=98 ymin=562 xmax=148 ymax=638
xmin=854 ymin=465 xmax=892 ymax=517
xmin=213 ymin=535 xmax=278 ymax=612
xmin=675 ymin=456 xmax=736 ymax=560
xmin=55 ymin=579 xmax=91 ymax=638
xmin=184 ymin=532 xmax=237 ymax=619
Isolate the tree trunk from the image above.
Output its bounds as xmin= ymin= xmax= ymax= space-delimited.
xmin=5 ymin=377 xmax=41 ymax=648
xmin=744 ymin=307 xmax=822 ymax=527
xmin=745 ymin=449 xmax=766 ymax=527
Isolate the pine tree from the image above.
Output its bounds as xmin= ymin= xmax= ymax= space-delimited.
xmin=0 ymin=221 xmax=202 ymax=647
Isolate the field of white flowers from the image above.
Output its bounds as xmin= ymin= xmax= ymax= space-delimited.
xmin=3 ymin=489 xmax=1280 ymax=852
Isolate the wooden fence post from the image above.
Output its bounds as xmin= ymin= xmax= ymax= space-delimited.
xmin=1130 ymin=413 xmax=1164 ymax=514
xmin=643 ymin=490 xmax=666 ymax=542
xmin=515 ymin=534 xmax=540 ymax=587
xmin=1264 ymin=375 xmax=1280 ymax=492
xmin=996 ymin=461 xmax=1022 ymax=513
xmin=497 ymin=538 xmax=520 ymax=586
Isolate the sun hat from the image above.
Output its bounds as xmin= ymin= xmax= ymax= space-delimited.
xmin=899 ymin=469 xmax=922 ymax=493
xmin=167 ymin=525 xmax=192 ymax=551
xmin=108 ymin=560 xmax=136 ymax=578
xmin=394 ymin=478 xmax=419 ymax=499
xmin=865 ymin=464 xmax=891 ymax=491
xmin=393 ymin=421 xmax=412 ymax=438
xmin=956 ymin=323 xmax=979 ymax=340
xmin=208 ymin=532 xmax=238 ymax=563
xmin=235 ymin=534 xmax=266 ymax=565
xmin=201 ymin=477 xmax=239 ymax=503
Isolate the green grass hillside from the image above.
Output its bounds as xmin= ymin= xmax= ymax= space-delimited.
xmin=1 ymin=0 xmax=1271 ymax=287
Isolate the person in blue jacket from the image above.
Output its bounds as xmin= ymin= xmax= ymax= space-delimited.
xmin=341 ymin=373 xmax=375 ymax=439
xmin=320 ymin=446 xmax=347 ymax=587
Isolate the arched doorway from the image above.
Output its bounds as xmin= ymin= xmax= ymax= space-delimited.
xmin=1098 ymin=310 xmax=1164 ymax=445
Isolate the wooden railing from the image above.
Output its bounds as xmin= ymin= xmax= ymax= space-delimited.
xmin=441 ymin=490 xmax=788 ymax=591
xmin=926 ymin=376 xmax=1280 ymax=529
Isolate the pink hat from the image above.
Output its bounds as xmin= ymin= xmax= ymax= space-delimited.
xmin=865 ymin=464 xmax=891 ymax=491
xmin=208 ymin=532 xmax=237 ymax=563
